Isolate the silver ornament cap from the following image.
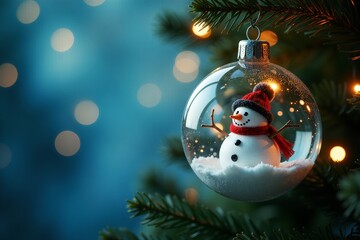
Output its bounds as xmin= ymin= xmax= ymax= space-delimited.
xmin=237 ymin=40 xmax=270 ymax=62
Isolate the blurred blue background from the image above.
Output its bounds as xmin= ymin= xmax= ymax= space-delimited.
xmin=0 ymin=0 xmax=203 ymax=239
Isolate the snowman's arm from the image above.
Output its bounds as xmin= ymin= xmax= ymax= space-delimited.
xmin=270 ymin=120 xmax=300 ymax=138
xmin=201 ymin=109 xmax=229 ymax=137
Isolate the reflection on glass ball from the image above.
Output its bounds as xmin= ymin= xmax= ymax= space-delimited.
xmin=181 ymin=40 xmax=322 ymax=202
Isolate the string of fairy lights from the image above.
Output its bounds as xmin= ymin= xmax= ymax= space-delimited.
xmin=0 ymin=1 xmax=359 ymax=169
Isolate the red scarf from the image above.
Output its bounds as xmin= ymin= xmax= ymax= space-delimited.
xmin=230 ymin=124 xmax=294 ymax=159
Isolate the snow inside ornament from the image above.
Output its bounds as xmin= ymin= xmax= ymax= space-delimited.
xmin=181 ymin=39 xmax=322 ymax=202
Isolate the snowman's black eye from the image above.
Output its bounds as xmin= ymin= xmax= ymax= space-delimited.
xmin=235 ymin=110 xmax=239 ymax=114
xmin=244 ymin=112 xmax=248 ymax=116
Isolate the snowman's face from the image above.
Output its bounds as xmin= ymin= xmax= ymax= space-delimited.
xmin=231 ymin=107 xmax=268 ymax=127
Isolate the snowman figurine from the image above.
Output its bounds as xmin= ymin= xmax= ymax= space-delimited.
xmin=202 ymin=82 xmax=299 ymax=168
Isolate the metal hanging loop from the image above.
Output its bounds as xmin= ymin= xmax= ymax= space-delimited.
xmin=250 ymin=11 xmax=261 ymax=27
xmin=246 ymin=25 xmax=261 ymax=40
xmin=246 ymin=11 xmax=261 ymax=40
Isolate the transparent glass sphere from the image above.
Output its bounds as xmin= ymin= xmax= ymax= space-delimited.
xmin=181 ymin=41 xmax=322 ymax=202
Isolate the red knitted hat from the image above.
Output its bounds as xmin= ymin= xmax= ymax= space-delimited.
xmin=232 ymin=82 xmax=275 ymax=123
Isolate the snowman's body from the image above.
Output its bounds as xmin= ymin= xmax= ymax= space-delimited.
xmin=220 ymin=133 xmax=280 ymax=168
xmin=219 ymin=107 xmax=281 ymax=168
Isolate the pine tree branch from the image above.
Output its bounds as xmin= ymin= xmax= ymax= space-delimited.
xmin=127 ymin=192 xmax=257 ymax=239
xmin=348 ymin=93 xmax=360 ymax=110
xmin=311 ymin=79 xmax=349 ymax=116
xmin=233 ymin=226 xmax=339 ymax=240
xmin=98 ymin=227 xmax=176 ymax=240
xmin=99 ymin=227 xmax=139 ymax=240
xmin=338 ymin=171 xmax=360 ymax=221
xmin=294 ymin=157 xmax=349 ymax=219
xmin=190 ymin=0 xmax=360 ymax=60
xmin=127 ymin=192 xmax=348 ymax=240
xmin=160 ymin=137 xmax=189 ymax=169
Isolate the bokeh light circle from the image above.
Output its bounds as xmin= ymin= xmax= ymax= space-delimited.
xmin=51 ymin=28 xmax=75 ymax=52
xmin=75 ymin=100 xmax=99 ymax=125
xmin=0 ymin=144 xmax=12 ymax=168
xmin=16 ymin=0 xmax=40 ymax=24
xmin=173 ymin=51 xmax=200 ymax=83
xmin=260 ymin=30 xmax=278 ymax=47
xmin=0 ymin=63 xmax=18 ymax=88
xmin=55 ymin=131 xmax=81 ymax=156
xmin=330 ymin=146 xmax=346 ymax=162
xmin=137 ymin=83 xmax=162 ymax=108
xmin=83 ymin=0 xmax=106 ymax=7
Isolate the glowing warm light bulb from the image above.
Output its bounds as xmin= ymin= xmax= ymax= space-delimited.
xmin=330 ymin=146 xmax=346 ymax=162
xmin=260 ymin=30 xmax=278 ymax=46
xmin=354 ymin=84 xmax=360 ymax=93
xmin=192 ymin=22 xmax=211 ymax=38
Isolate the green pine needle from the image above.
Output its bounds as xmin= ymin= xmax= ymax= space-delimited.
xmin=98 ymin=227 xmax=178 ymax=240
xmin=99 ymin=227 xmax=139 ymax=240
xmin=348 ymin=93 xmax=360 ymax=111
xmin=160 ymin=137 xmax=189 ymax=169
xmin=311 ymin=79 xmax=349 ymax=115
xmin=127 ymin=192 xmax=346 ymax=240
xmin=127 ymin=192 xmax=258 ymax=239
xmin=190 ymin=0 xmax=360 ymax=60
xmin=338 ymin=171 xmax=360 ymax=221
xmin=295 ymin=158 xmax=348 ymax=218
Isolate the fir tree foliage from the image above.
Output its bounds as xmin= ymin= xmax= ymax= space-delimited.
xmin=347 ymin=93 xmax=360 ymax=110
xmin=190 ymin=0 xmax=360 ymax=60
xmin=99 ymin=227 xmax=139 ymax=240
xmin=160 ymin=137 xmax=188 ymax=169
xmin=127 ymin=192 xmax=241 ymax=239
xmin=338 ymin=171 xmax=360 ymax=221
xmin=126 ymin=192 xmax=346 ymax=240
xmin=100 ymin=1 xmax=360 ymax=239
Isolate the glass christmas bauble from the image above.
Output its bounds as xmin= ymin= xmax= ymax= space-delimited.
xmin=181 ymin=40 xmax=322 ymax=202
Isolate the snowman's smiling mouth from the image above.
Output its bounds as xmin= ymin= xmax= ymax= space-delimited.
xmin=234 ymin=119 xmax=250 ymax=127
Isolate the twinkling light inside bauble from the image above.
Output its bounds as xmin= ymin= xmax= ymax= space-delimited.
xmin=269 ymin=82 xmax=280 ymax=92
xmin=354 ymin=84 xmax=360 ymax=93
xmin=330 ymin=146 xmax=346 ymax=162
